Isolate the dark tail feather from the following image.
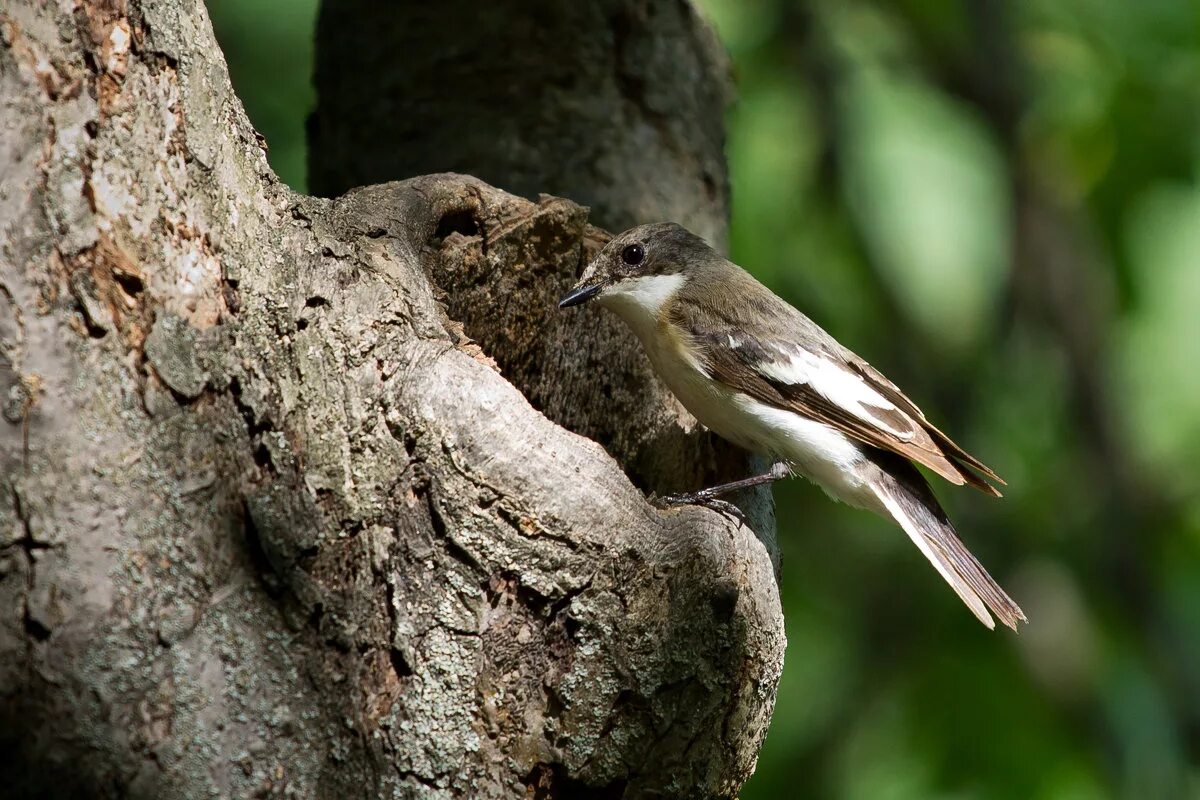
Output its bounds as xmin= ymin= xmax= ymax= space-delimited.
xmin=869 ymin=460 xmax=1026 ymax=630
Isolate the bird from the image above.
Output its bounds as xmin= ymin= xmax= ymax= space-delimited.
xmin=558 ymin=222 xmax=1025 ymax=630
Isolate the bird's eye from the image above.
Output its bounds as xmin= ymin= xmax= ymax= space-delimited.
xmin=621 ymin=243 xmax=645 ymax=267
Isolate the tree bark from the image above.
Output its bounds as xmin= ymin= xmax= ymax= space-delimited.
xmin=308 ymin=0 xmax=774 ymax=523
xmin=308 ymin=0 xmax=732 ymax=249
xmin=0 ymin=2 xmax=783 ymax=799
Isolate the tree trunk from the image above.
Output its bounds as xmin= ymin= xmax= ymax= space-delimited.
xmin=308 ymin=0 xmax=732 ymax=249
xmin=0 ymin=2 xmax=784 ymax=799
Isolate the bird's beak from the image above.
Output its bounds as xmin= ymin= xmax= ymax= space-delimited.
xmin=558 ymin=283 xmax=601 ymax=309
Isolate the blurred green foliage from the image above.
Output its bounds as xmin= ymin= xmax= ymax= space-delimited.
xmin=207 ymin=0 xmax=316 ymax=190
xmin=209 ymin=0 xmax=1200 ymax=797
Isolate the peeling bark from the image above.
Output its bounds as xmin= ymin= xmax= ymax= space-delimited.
xmin=0 ymin=1 xmax=783 ymax=799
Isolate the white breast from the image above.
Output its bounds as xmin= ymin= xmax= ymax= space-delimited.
xmin=598 ymin=275 xmax=875 ymax=509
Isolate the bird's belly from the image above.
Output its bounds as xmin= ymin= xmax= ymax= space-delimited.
xmin=645 ymin=341 xmax=875 ymax=508
xmin=643 ymin=340 xmax=760 ymax=451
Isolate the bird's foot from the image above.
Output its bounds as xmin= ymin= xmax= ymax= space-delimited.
xmin=653 ymin=491 xmax=748 ymax=527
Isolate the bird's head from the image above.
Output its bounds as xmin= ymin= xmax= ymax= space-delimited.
xmin=558 ymin=222 xmax=717 ymax=315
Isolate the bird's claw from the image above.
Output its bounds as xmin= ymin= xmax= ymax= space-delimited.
xmin=653 ymin=492 xmax=749 ymax=527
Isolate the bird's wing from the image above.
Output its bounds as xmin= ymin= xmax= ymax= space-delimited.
xmin=674 ymin=302 xmax=1003 ymax=495
xmin=845 ymin=357 xmax=1005 ymax=487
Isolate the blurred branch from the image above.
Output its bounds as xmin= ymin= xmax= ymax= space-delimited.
xmin=778 ymin=3 xmax=936 ymax=388
xmin=787 ymin=0 xmax=1192 ymax=739
xmin=893 ymin=0 xmax=1196 ymax=763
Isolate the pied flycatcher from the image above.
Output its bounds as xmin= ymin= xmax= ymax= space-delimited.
xmin=559 ymin=222 xmax=1025 ymax=630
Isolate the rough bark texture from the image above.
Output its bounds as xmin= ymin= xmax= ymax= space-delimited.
xmin=309 ymin=0 xmax=771 ymax=531
xmin=0 ymin=1 xmax=783 ymax=799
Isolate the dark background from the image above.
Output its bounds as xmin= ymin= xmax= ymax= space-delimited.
xmin=208 ymin=0 xmax=1200 ymax=796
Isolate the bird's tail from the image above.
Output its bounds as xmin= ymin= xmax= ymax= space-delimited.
xmin=868 ymin=459 xmax=1026 ymax=630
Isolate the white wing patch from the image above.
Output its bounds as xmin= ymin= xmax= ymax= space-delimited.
xmin=755 ymin=347 xmax=913 ymax=439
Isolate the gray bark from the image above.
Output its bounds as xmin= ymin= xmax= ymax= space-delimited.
xmin=309 ymin=0 xmax=732 ymax=249
xmin=309 ymin=0 xmax=771 ymax=521
xmin=0 ymin=1 xmax=784 ymax=799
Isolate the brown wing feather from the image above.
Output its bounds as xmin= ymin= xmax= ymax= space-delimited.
xmin=847 ymin=360 xmax=1005 ymax=486
xmin=667 ymin=284 xmax=1004 ymax=495
xmin=701 ymin=346 xmax=998 ymax=491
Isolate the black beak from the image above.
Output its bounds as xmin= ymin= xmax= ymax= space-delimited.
xmin=558 ymin=284 xmax=601 ymax=309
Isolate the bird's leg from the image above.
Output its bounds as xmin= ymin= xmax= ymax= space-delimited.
xmin=657 ymin=461 xmax=792 ymax=508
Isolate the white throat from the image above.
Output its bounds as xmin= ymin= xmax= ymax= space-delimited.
xmin=597 ymin=273 xmax=687 ymax=340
